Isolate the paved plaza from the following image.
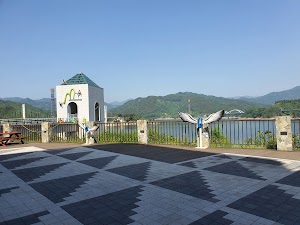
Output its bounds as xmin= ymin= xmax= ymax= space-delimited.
xmin=1 ymin=144 xmax=300 ymax=225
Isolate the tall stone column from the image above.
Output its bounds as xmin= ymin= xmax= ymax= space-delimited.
xmin=276 ymin=116 xmax=293 ymax=151
xmin=137 ymin=120 xmax=148 ymax=144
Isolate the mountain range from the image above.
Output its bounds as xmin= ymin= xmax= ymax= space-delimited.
xmin=1 ymin=85 xmax=300 ymax=119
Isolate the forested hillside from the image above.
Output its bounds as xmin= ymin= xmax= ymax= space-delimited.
xmin=110 ymin=92 xmax=261 ymax=119
xmin=241 ymin=99 xmax=300 ymax=118
xmin=0 ymin=100 xmax=50 ymax=119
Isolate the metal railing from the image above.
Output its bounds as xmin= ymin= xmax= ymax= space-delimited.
xmin=1 ymin=118 xmax=299 ymax=150
xmin=292 ymin=119 xmax=300 ymax=149
xmin=147 ymin=121 xmax=197 ymax=146
xmin=10 ymin=124 xmax=42 ymax=142
xmin=50 ymin=123 xmax=85 ymax=143
xmin=0 ymin=118 xmax=56 ymax=125
xmin=93 ymin=122 xmax=138 ymax=143
xmin=147 ymin=119 xmax=277 ymax=149
xmin=210 ymin=118 xmax=276 ymax=148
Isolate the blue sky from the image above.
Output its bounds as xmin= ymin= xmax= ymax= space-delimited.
xmin=1 ymin=0 xmax=300 ymax=102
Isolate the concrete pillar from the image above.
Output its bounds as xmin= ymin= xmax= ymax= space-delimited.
xmin=42 ymin=122 xmax=50 ymax=143
xmin=86 ymin=121 xmax=96 ymax=145
xmin=3 ymin=123 xmax=11 ymax=133
xmin=137 ymin=120 xmax=148 ymax=144
xmin=276 ymin=116 xmax=293 ymax=151
xmin=196 ymin=126 xmax=210 ymax=149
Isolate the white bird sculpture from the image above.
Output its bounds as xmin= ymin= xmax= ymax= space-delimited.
xmin=178 ymin=110 xmax=224 ymax=125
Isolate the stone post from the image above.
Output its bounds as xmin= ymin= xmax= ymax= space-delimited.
xmin=276 ymin=116 xmax=293 ymax=151
xmin=41 ymin=122 xmax=50 ymax=143
xmin=137 ymin=120 xmax=148 ymax=144
xmin=3 ymin=123 xmax=11 ymax=133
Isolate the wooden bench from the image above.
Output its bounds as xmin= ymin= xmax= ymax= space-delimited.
xmin=0 ymin=132 xmax=27 ymax=147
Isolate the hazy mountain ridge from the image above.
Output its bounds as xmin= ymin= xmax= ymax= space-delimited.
xmin=238 ymin=86 xmax=300 ymax=105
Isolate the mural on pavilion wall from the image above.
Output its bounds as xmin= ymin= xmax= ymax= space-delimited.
xmin=59 ymin=88 xmax=82 ymax=107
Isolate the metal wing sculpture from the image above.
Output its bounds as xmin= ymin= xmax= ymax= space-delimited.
xmin=178 ymin=110 xmax=224 ymax=125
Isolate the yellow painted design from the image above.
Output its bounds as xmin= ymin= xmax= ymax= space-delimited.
xmin=63 ymin=89 xmax=82 ymax=104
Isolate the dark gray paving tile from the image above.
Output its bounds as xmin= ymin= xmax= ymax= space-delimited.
xmin=88 ymin=144 xmax=216 ymax=163
xmin=62 ymin=185 xmax=143 ymax=225
xmin=58 ymin=151 xmax=93 ymax=160
xmin=45 ymin=148 xmax=74 ymax=155
xmin=204 ymin=161 xmax=266 ymax=180
xmin=228 ymin=184 xmax=300 ymax=223
xmin=178 ymin=161 xmax=197 ymax=168
xmin=0 ymin=211 xmax=49 ymax=225
xmin=0 ymin=152 xmax=33 ymax=162
xmin=151 ymin=171 xmax=218 ymax=202
xmin=189 ymin=210 xmax=233 ymax=225
xmin=78 ymin=155 xmax=118 ymax=169
xmin=0 ymin=157 xmax=48 ymax=170
xmin=0 ymin=187 xmax=18 ymax=196
xmin=12 ymin=163 xmax=68 ymax=182
xmin=240 ymin=157 xmax=283 ymax=166
xmin=30 ymin=172 xmax=98 ymax=203
xmin=107 ymin=162 xmax=151 ymax=181
xmin=276 ymin=171 xmax=300 ymax=187
xmin=214 ymin=155 xmax=233 ymax=159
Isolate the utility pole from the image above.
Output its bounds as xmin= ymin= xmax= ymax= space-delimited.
xmin=188 ymin=99 xmax=191 ymax=114
xmin=50 ymin=88 xmax=55 ymax=118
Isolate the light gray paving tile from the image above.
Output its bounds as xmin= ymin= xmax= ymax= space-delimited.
xmin=135 ymin=217 xmax=159 ymax=225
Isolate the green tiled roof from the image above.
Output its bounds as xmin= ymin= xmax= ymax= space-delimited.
xmin=62 ymin=73 xmax=100 ymax=88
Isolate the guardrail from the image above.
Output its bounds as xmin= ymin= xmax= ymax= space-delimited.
xmin=10 ymin=124 xmax=42 ymax=142
xmin=1 ymin=118 xmax=299 ymax=150
xmin=210 ymin=118 xmax=276 ymax=148
xmin=93 ymin=122 xmax=138 ymax=143
xmin=292 ymin=119 xmax=300 ymax=149
xmin=147 ymin=121 xmax=197 ymax=146
xmin=50 ymin=123 xmax=84 ymax=143
xmin=0 ymin=118 xmax=56 ymax=125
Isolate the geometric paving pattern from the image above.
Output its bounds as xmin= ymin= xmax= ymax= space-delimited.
xmin=189 ymin=210 xmax=233 ymax=225
xmin=29 ymin=172 xmax=98 ymax=203
xmin=78 ymin=155 xmax=118 ymax=169
xmin=12 ymin=163 xmax=68 ymax=182
xmin=108 ymin=162 xmax=151 ymax=181
xmin=276 ymin=170 xmax=300 ymax=188
xmin=204 ymin=161 xmax=266 ymax=180
xmin=0 ymin=211 xmax=50 ymax=225
xmin=228 ymin=184 xmax=300 ymax=224
xmin=151 ymin=171 xmax=219 ymax=202
xmin=58 ymin=151 xmax=93 ymax=160
xmin=1 ymin=145 xmax=300 ymax=225
xmin=62 ymin=185 xmax=143 ymax=225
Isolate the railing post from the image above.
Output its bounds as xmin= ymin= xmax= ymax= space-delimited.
xmin=3 ymin=123 xmax=11 ymax=132
xmin=41 ymin=122 xmax=50 ymax=143
xmin=137 ymin=120 xmax=148 ymax=144
xmin=276 ymin=116 xmax=293 ymax=151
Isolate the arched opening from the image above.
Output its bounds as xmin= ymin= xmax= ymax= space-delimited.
xmin=95 ymin=102 xmax=100 ymax=121
xmin=68 ymin=102 xmax=78 ymax=120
